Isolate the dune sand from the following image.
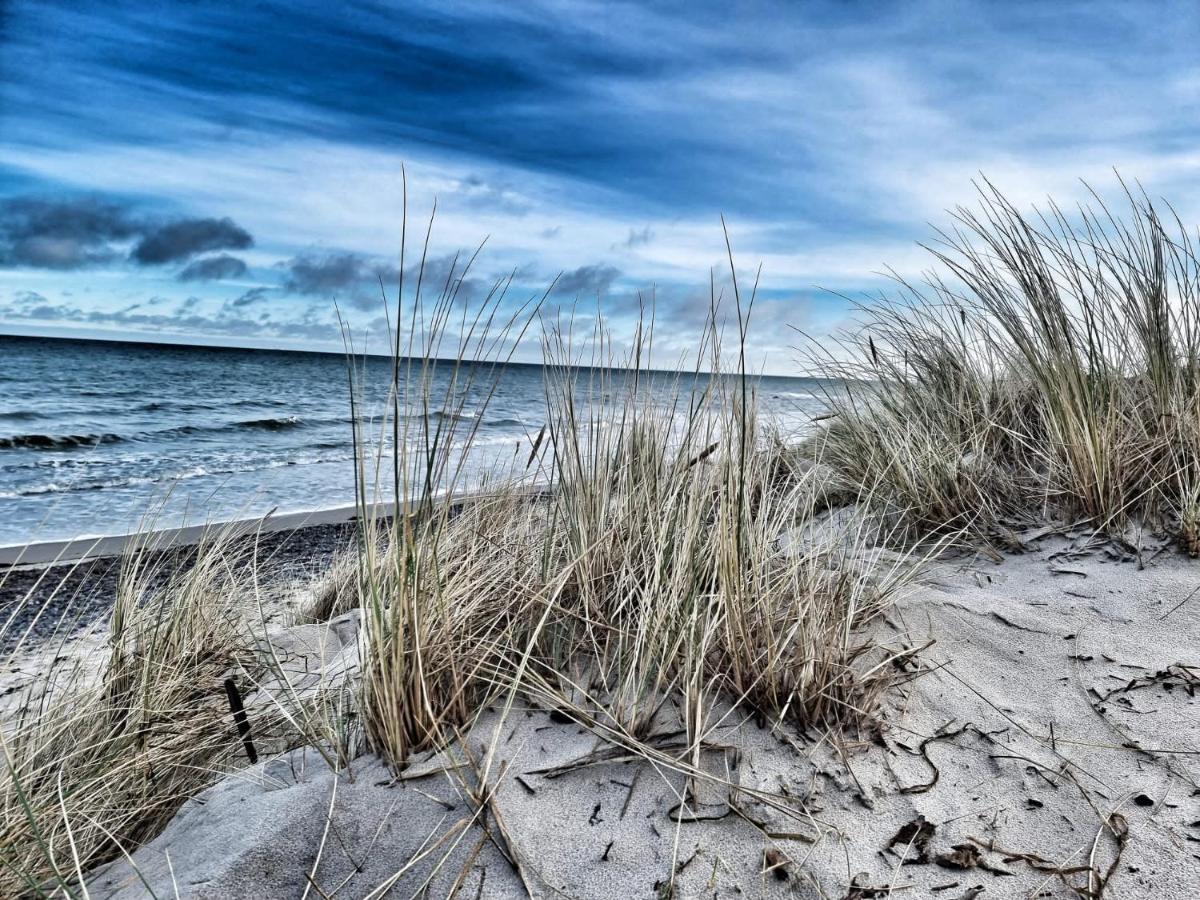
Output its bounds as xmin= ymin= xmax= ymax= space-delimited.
xmin=84 ymin=536 xmax=1199 ymax=899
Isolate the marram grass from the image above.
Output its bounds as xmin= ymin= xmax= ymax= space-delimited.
xmin=806 ymin=177 xmax=1200 ymax=550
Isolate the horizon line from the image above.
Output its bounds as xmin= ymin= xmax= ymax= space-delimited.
xmin=0 ymin=327 xmax=836 ymax=381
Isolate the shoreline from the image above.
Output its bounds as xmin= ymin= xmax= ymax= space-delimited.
xmin=0 ymin=483 xmax=553 ymax=570
xmin=0 ymin=509 xmax=369 ymax=652
xmin=0 ymin=501 xmax=389 ymax=570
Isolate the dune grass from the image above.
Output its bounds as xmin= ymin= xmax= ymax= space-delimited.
xmin=0 ymin=530 xmax=270 ymax=897
xmin=332 ymin=238 xmax=924 ymax=780
xmin=807 ymin=178 xmax=1200 ymax=549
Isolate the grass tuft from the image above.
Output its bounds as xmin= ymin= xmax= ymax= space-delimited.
xmin=806 ymin=177 xmax=1200 ymax=547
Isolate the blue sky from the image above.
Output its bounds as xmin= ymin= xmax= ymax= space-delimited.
xmin=3 ymin=1 xmax=1200 ymax=372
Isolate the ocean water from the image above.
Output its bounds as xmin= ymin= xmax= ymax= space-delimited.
xmin=0 ymin=335 xmax=829 ymax=545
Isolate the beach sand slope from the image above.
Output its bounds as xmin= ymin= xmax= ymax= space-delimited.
xmin=88 ymin=544 xmax=1200 ymax=899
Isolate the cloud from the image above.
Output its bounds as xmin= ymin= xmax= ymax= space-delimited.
xmin=0 ymin=195 xmax=256 ymax=274
xmin=451 ymin=174 xmax=531 ymax=214
xmin=279 ymin=249 xmax=500 ymax=309
xmin=281 ymin=251 xmax=396 ymax=300
xmin=231 ymin=286 xmax=271 ymax=307
xmin=131 ymin=217 xmax=252 ymax=264
xmin=0 ymin=293 xmax=340 ymax=344
xmin=551 ymin=264 xmax=621 ymax=297
xmin=177 ymin=253 xmax=249 ymax=281
xmin=621 ymin=226 xmax=654 ymax=248
xmin=0 ymin=196 xmax=139 ymax=269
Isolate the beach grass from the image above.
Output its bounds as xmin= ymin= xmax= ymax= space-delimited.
xmin=0 ymin=529 xmax=270 ymax=896
xmin=805 ymin=178 xmax=1200 ymax=549
xmin=4 ymin=177 xmax=1196 ymax=894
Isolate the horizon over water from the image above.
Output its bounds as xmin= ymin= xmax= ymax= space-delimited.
xmin=0 ymin=333 xmax=829 ymax=545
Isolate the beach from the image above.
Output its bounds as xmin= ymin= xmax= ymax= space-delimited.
xmin=11 ymin=518 xmax=1199 ymax=898
xmin=4 ymin=182 xmax=1200 ymax=900
xmin=7 ymin=2 xmax=1200 ymax=896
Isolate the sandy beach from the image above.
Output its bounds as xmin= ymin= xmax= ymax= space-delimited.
xmin=46 ymin=529 xmax=1197 ymax=898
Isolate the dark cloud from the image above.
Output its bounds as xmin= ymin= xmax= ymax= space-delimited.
xmin=279 ymin=249 xmax=513 ymax=311
xmin=177 ymin=253 xmax=249 ymax=281
xmin=552 ymin=264 xmax=621 ymax=297
xmin=231 ymin=287 xmax=271 ymax=307
xmin=281 ymin=251 xmax=396 ymax=297
xmin=0 ymin=197 xmax=139 ymax=269
xmin=132 ymin=217 xmax=252 ymax=264
xmin=0 ymin=195 xmax=255 ymax=272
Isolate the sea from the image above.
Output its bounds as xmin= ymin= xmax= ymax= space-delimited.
xmin=0 ymin=335 xmax=830 ymax=545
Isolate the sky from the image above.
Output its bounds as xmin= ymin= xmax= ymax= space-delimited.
xmin=3 ymin=1 xmax=1200 ymax=373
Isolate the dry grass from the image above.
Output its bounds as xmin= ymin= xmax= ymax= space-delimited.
xmin=341 ymin=238 xmax=924 ymax=778
xmin=806 ymin=178 xmax=1200 ymax=548
xmin=1 ymin=213 xmax=925 ymax=895
xmin=0 ymin=531 xmax=266 ymax=896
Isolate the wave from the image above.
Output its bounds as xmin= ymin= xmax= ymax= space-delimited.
xmin=0 ymin=452 xmax=360 ymax=499
xmin=234 ymin=416 xmax=305 ymax=431
xmin=0 ymin=408 xmax=530 ymax=472
xmin=0 ymin=432 xmax=124 ymax=450
xmin=405 ymin=411 xmax=530 ymax=429
xmin=134 ymin=398 xmax=289 ymax=413
xmin=165 ymin=416 xmax=309 ymax=435
xmin=0 ymin=416 xmax=315 ymax=451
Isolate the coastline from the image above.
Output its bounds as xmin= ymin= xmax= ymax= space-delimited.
xmin=0 ymin=501 xmax=387 ymax=570
xmin=0 ymin=506 xmax=374 ymax=651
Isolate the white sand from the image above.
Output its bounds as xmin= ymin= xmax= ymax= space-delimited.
xmin=85 ymin=541 xmax=1200 ymax=898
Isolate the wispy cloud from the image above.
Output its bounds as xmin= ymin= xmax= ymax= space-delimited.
xmin=177 ymin=254 xmax=249 ymax=282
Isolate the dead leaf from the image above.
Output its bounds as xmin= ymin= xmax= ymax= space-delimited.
xmin=887 ymin=814 xmax=936 ymax=862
